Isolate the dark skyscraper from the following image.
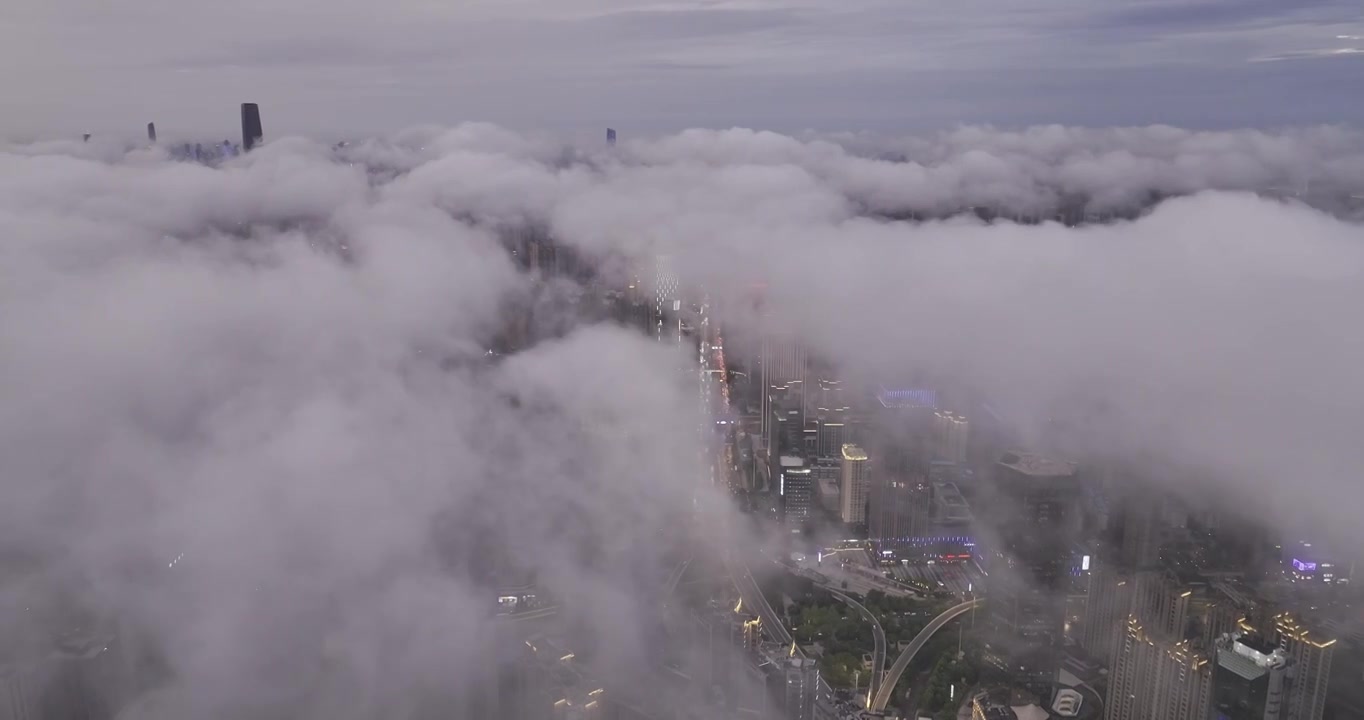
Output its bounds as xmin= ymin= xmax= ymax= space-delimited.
xmin=146 ymin=122 xmax=156 ymax=143
xmin=978 ymin=452 xmax=1083 ymax=695
xmin=241 ymin=103 xmax=263 ymax=151
xmin=606 ymin=128 xmax=617 ymax=146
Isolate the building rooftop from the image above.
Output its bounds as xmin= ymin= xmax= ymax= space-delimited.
xmin=998 ymin=452 xmax=1077 ymax=478
xmin=840 ymin=444 xmax=868 ymax=461
xmin=780 ymin=456 xmax=806 ymax=468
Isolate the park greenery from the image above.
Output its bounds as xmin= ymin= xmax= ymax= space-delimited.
xmin=918 ymin=651 xmax=980 ymax=720
xmin=763 ymin=573 xmax=952 ymax=690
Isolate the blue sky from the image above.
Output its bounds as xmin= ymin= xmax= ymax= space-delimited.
xmin=2 ymin=0 xmax=1361 ymax=138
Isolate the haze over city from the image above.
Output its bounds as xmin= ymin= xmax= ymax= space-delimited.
xmin=3 ymin=2 xmax=1364 ymax=720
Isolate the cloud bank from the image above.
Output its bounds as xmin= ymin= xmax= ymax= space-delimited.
xmin=2 ymin=122 xmax=1364 ymax=717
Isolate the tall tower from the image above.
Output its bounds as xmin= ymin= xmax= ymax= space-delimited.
xmin=839 ymin=444 xmax=869 ymax=525
xmin=978 ymin=452 xmax=1082 ymax=694
xmin=146 ymin=122 xmax=157 ymax=143
xmin=240 ymin=103 xmax=263 ymax=151
xmin=759 ymin=331 xmax=806 ymax=441
xmin=1079 ymin=564 xmax=1133 ymax=666
xmin=606 ymin=128 xmax=617 ymax=146
xmin=1273 ymin=613 xmax=1335 ymax=720
xmin=1106 ymin=615 xmax=1214 ymax=720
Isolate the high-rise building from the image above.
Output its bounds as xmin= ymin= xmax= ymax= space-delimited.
xmin=778 ymin=658 xmax=819 ymax=720
xmin=1272 ymin=613 xmax=1335 ymax=720
xmin=146 ymin=122 xmax=156 ymax=143
xmin=759 ymin=332 xmax=806 ymax=441
xmin=1209 ymin=614 xmax=1335 ymax=720
xmin=240 ymin=103 xmax=263 ymax=151
xmin=868 ymin=474 xmax=929 ymax=554
xmin=779 ymin=457 xmax=814 ymax=527
xmin=839 ymin=444 xmax=869 ymax=525
xmin=933 ymin=410 xmax=969 ymax=464
xmin=1105 ymin=615 xmax=1214 ymax=720
xmin=978 ymin=452 xmax=1083 ymax=695
xmin=1079 ymin=563 xmax=1133 ymax=665
xmin=606 ymin=128 xmax=617 ymax=146
xmin=691 ymin=604 xmax=763 ymax=711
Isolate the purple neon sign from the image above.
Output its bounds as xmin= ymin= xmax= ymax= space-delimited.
xmin=1292 ymin=559 xmax=1317 ymax=573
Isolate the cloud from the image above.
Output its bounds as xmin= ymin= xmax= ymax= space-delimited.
xmin=3 ymin=122 xmax=1364 ymax=717
xmin=0 ymin=134 xmax=710 ymax=717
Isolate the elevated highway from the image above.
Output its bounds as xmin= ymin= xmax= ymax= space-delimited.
xmin=870 ymin=598 xmax=983 ymax=712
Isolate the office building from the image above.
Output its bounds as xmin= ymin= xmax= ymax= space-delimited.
xmin=1079 ymin=564 xmax=1133 ymax=665
xmin=930 ymin=481 xmax=972 ymax=534
xmin=867 ymin=474 xmax=929 ymax=554
xmin=933 ymin=410 xmax=969 ymax=464
xmin=779 ymin=457 xmax=814 ymax=526
xmin=1105 ymin=615 xmax=1213 ymax=720
xmin=811 ymin=377 xmax=853 ymax=459
xmin=839 ymin=444 xmax=870 ymax=525
xmin=146 ymin=122 xmax=156 ymax=143
xmin=1210 ymin=614 xmax=1335 ymax=720
xmin=691 ymin=604 xmax=762 ymax=711
xmin=777 ymin=658 xmax=819 ymax=720
xmin=1272 ymin=613 xmax=1335 ymax=720
xmin=978 ymin=452 xmax=1082 ymax=695
xmin=759 ymin=332 xmax=806 ymax=441
xmin=606 ymin=128 xmax=617 ymax=146
xmin=240 ymin=103 xmax=263 ymax=151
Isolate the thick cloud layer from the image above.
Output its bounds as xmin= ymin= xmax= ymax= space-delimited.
xmin=0 ymin=138 xmax=705 ymax=717
xmin=3 ymin=123 xmax=1364 ymax=716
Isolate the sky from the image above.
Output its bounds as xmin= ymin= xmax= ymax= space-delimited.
xmin=3 ymin=0 xmax=1363 ymax=138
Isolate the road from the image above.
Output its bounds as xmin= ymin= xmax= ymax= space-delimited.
xmin=830 ymin=590 xmax=885 ymax=705
xmin=870 ymin=599 xmax=983 ymax=712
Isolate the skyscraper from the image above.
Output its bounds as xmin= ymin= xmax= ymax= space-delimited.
xmin=606 ymin=128 xmax=617 ymax=146
xmin=240 ymin=102 xmax=263 ymax=151
xmin=759 ymin=331 xmax=806 ymax=441
xmin=778 ymin=658 xmax=819 ymax=720
xmin=932 ymin=410 xmax=969 ymax=464
xmin=1079 ymin=564 xmax=1133 ymax=665
xmin=868 ymin=474 xmax=928 ymax=553
xmin=779 ymin=457 xmax=813 ymax=527
xmin=146 ymin=122 xmax=156 ymax=143
xmin=1210 ymin=622 xmax=1329 ymax=720
xmin=1271 ymin=613 xmax=1335 ymax=720
xmin=1106 ymin=615 xmax=1214 ymax=720
xmin=978 ymin=452 xmax=1083 ymax=695
xmin=839 ymin=444 xmax=869 ymax=525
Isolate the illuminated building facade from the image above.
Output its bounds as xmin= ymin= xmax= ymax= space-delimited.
xmin=1105 ymin=615 xmax=1213 ymax=720
xmin=779 ymin=456 xmax=814 ymax=526
xmin=839 ymin=444 xmax=869 ymax=525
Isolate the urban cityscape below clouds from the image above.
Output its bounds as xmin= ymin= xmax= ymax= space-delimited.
xmin=3 ymin=2 xmax=1364 ymax=719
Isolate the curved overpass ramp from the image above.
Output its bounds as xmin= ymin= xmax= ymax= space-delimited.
xmin=830 ymin=590 xmax=886 ymax=704
xmin=870 ymin=598 xmax=983 ymax=712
